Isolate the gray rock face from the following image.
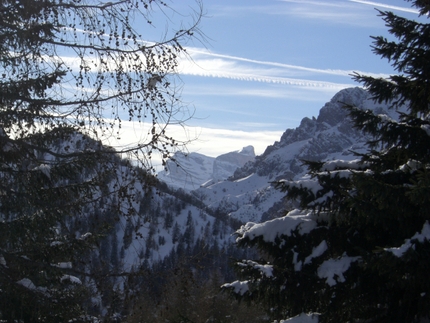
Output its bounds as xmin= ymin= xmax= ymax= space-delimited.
xmin=232 ymin=87 xmax=372 ymax=181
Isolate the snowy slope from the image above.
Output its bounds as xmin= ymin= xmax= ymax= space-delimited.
xmin=26 ymin=86 xmax=396 ymax=317
xmin=157 ymin=146 xmax=255 ymax=191
xmin=193 ymin=87 xmax=394 ymax=224
xmin=24 ymin=130 xmax=242 ymax=305
xmin=157 ymin=152 xmax=215 ymax=191
xmin=19 ymin=86 xmax=399 ymax=319
xmin=212 ymin=145 xmax=255 ymax=181
xmin=113 ymin=185 xmax=234 ymax=271
xmin=69 ymin=87 xmax=394 ymax=293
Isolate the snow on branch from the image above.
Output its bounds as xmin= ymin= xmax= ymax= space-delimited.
xmin=53 ymin=262 xmax=73 ymax=268
xmin=317 ymin=254 xmax=360 ymax=286
xmin=320 ymin=159 xmax=366 ymax=172
xmin=292 ymin=240 xmax=329 ymax=272
xmin=61 ymin=275 xmax=82 ymax=285
xmin=237 ymin=259 xmax=273 ymax=278
xmin=221 ymin=280 xmax=249 ymax=296
xmin=398 ymin=159 xmax=425 ymax=172
xmin=277 ymin=313 xmax=320 ymax=323
xmin=385 ymin=221 xmax=430 ymax=257
xmin=16 ymin=278 xmax=37 ymax=291
xmin=32 ymin=164 xmax=52 ymax=179
xmin=236 ymin=209 xmax=317 ymax=244
xmin=16 ymin=278 xmax=48 ymax=294
xmin=278 ymin=178 xmax=322 ymax=196
xmin=421 ymin=124 xmax=430 ymax=136
xmin=304 ymin=240 xmax=328 ymax=265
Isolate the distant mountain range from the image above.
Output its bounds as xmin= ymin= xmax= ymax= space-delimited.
xmin=159 ymin=87 xmax=395 ymax=224
xmin=117 ymin=86 xmax=392 ymax=279
xmin=157 ymin=145 xmax=255 ymax=191
xmin=51 ymin=86 xmax=395 ymax=315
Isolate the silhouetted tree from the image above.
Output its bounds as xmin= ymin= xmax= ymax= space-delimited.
xmin=0 ymin=0 xmax=203 ymax=321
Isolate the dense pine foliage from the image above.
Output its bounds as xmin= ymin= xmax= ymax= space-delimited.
xmin=224 ymin=1 xmax=430 ymax=322
xmin=0 ymin=0 xmax=202 ymax=321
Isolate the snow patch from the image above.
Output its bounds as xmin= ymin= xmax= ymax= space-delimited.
xmin=317 ymin=254 xmax=360 ymax=286
xmin=221 ymin=280 xmax=249 ymax=295
xmin=16 ymin=278 xmax=37 ymax=290
xmin=385 ymin=221 xmax=430 ymax=257
xmin=54 ymin=262 xmax=73 ymax=269
xmin=278 ymin=313 xmax=320 ymax=323
xmin=33 ymin=164 xmax=51 ymax=179
xmin=237 ymin=260 xmax=273 ymax=278
xmin=236 ymin=209 xmax=317 ymax=244
xmin=61 ymin=275 xmax=82 ymax=285
xmin=321 ymin=159 xmax=365 ymax=171
xmin=304 ymin=240 xmax=328 ymax=265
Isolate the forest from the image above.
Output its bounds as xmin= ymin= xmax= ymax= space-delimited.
xmin=0 ymin=0 xmax=429 ymax=322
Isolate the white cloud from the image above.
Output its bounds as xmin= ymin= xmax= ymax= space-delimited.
xmin=58 ymin=46 xmax=357 ymax=91
xmin=234 ymin=121 xmax=285 ymax=129
xmin=55 ymin=24 xmax=383 ymax=99
xmin=104 ymin=120 xmax=283 ymax=160
xmin=185 ymin=126 xmax=283 ymax=157
xmin=278 ymin=0 xmax=381 ymax=26
xmin=184 ymin=85 xmax=340 ymax=100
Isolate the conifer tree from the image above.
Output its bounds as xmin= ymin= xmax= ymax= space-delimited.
xmin=0 ymin=0 xmax=202 ymax=321
xmin=224 ymin=1 xmax=430 ymax=322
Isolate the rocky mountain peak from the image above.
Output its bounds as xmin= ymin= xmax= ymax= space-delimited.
xmin=317 ymin=87 xmax=369 ymax=126
xmin=239 ymin=145 xmax=255 ymax=156
xmin=202 ymin=87 xmax=393 ymax=223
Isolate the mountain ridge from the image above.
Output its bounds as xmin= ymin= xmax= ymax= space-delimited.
xmin=189 ymin=87 xmax=395 ymax=224
xmin=157 ymin=145 xmax=255 ymax=191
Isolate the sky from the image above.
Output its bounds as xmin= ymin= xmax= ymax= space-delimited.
xmin=116 ymin=0 xmax=424 ymax=161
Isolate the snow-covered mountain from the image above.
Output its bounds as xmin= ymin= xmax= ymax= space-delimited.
xmin=149 ymin=86 xmax=393 ymax=255
xmin=7 ymin=86 xmax=396 ymax=320
xmin=87 ymin=86 xmax=394 ymax=317
xmin=157 ymin=146 xmax=255 ymax=191
xmin=157 ymin=152 xmax=215 ymax=191
xmin=191 ymin=87 xmax=394 ymax=224
xmin=78 ymin=87 xmax=394 ymax=309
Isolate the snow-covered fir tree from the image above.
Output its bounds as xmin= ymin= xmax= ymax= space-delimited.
xmin=223 ymin=1 xmax=430 ymax=322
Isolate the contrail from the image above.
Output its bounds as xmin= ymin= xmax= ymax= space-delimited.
xmin=186 ymin=47 xmax=388 ymax=79
xmin=188 ymin=49 xmax=352 ymax=77
xmin=349 ymin=0 xmax=420 ymax=14
xmin=182 ymin=69 xmax=354 ymax=89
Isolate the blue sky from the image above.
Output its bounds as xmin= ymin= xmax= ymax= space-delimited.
xmin=117 ymin=0 xmax=422 ymax=159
